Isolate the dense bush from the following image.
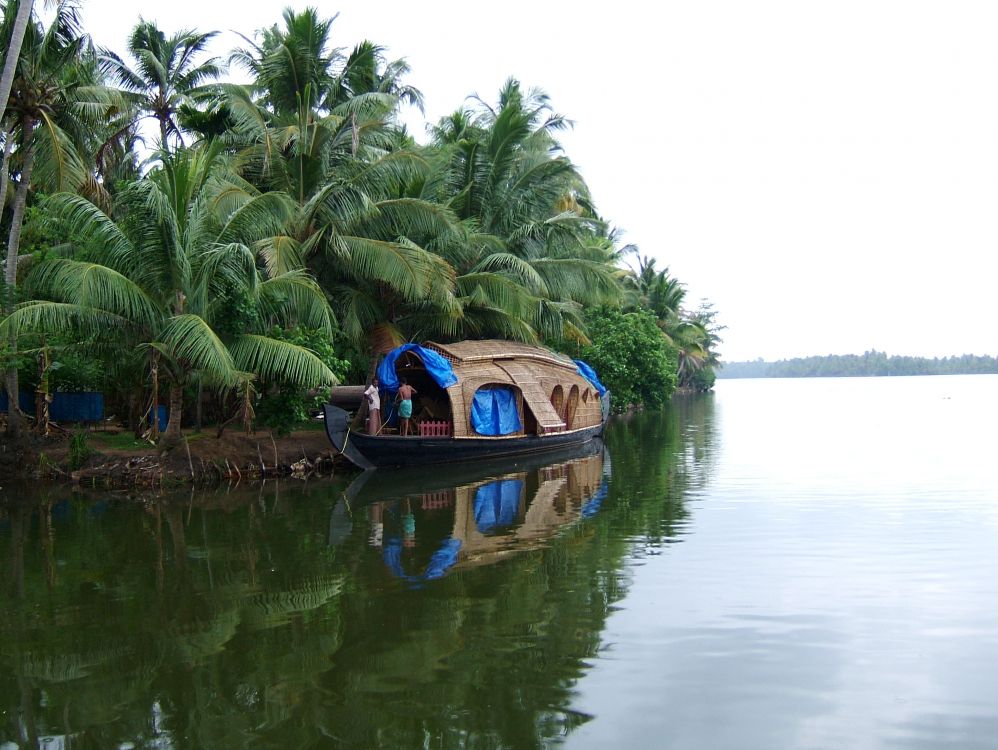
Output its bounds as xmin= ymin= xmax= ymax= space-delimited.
xmin=571 ymin=308 xmax=678 ymax=412
xmin=687 ymin=365 xmax=716 ymax=392
xmin=255 ymin=327 xmax=351 ymax=436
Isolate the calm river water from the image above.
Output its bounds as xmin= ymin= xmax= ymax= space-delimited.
xmin=2 ymin=375 xmax=997 ymax=749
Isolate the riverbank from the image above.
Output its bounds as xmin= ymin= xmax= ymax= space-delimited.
xmin=0 ymin=424 xmax=348 ymax=487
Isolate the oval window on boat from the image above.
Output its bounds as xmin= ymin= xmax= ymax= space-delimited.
xmin=471 ymin=385 xmax=522 ymax=436
xmin=565 ymin=385 xmax=580 ymax=429
xmin=551 ymin=385 xmax=564 ymax=414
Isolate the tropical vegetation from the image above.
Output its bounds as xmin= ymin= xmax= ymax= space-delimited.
xmin=0 ymin=3 xmax=722 ymax=446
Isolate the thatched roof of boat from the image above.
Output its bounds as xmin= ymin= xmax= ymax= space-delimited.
xmin=425 ymin=340 xmax=577 ymax=372
xmin=408 ymin=340 xmax=601 ymax=437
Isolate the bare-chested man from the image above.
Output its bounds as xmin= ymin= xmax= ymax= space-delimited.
xmin=397 ymin=378 xmax=418 ymax=436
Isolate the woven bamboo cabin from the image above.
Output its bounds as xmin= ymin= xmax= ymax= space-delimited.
xmin=323 ymin=340 xmax=610 ymax=469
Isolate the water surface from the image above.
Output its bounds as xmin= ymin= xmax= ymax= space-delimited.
xmin=2 ymin=376 xmax=997 ymax=748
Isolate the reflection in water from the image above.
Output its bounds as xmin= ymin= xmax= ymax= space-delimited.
xmin=353 ymin=443 xmax=609 ymax=585
xmin=0 ymin=401 xmax=713 ymax=748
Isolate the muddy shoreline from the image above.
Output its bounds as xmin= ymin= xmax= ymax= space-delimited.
xmin=0 ymin=427 xmax=355 ymax=488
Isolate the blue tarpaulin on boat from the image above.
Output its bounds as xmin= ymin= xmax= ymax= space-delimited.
xmin=470 ymin=386 xmax=521 ymax=436
xmin=377 ymin=344 xmax=458 ymax=392
xmin=474 ymin=479 xmax=523 ymax=533
xmin=0 ymin=391 xmax=105 ymax=421
xmin=573 ymin=360 xmax=607 ymax=396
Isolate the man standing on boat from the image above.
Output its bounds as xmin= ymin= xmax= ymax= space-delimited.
xmin=364 ymin=377 xmax=381 ymax=435
xmin=397 ymin=378 xmax=418 ymax=436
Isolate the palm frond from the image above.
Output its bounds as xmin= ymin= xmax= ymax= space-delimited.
xmin=1 ymin=302 xmax=132 ymax=339
xmin=158 ymin=314 xmax=236 ymax=385
xmin=471 ymin=253 xmax=547 ymax=294
xmin=254 ymin=270 xmax=334 ymax=333
xmin=230 ymin=334 xmax=336 ymax=387
xmin=26 ymin=259 xmax=161 ymax=325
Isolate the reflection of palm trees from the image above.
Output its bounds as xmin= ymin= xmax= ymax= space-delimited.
xmin=166 ymin=608 xmax=241 ymax=666
xmin=670 ymin=392 xmax=719 ymax=492
xmin=241 ymin=575 xmax=344 ymax=630
xmin=0 ymin=404 xmax=716 ymax=749
xmin=5 ymin=501 xmax=27 ymax=600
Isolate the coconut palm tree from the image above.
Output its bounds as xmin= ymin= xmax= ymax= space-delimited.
xmin=0 ymin=0 xmax=34 ymax=129
xmin=419 ymin=79 xmax=623 ymax=344
xmin=623 ymin=255 xmax=717 ymax=387
xmin=226 ymin=9 xmax=462 ymax=355
xmin=328 ymin=40 xmax=423 ymax=113
xmin=2 ymin=0 xmax=120 ymax=435
xmin=3 ymin=143 xmax=337 ymax=444
xmin=230 ymin=7 xmax=421 ymax=118
xmin=98 ymin=19 xmax=222 ymax=149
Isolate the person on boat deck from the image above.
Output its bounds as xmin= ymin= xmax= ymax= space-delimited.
xmin=397 ymin=378 xmax=418 ymax=436
xmin=364 ymin=377 xmax=381 ymax=435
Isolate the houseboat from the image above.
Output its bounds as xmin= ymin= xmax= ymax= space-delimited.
xmin=323 ymin=340 xmax=610 ymax=469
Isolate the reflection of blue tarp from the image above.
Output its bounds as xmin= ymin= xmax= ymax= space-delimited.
xmin=573 ymin=360 xmax=607 ymax=397
xmin=0 ymin=391 xmax=105 ymax=421
xmin=377 ymin=344 xmax=458 ymax=392
xmin=471 ymin=386 xmax=521 ymax=436
xmin=383 ymin=537 xmax=462 ymax=584
xmin=581 ymin=479 xmax=610 ymax=518
xmin=474 ymin=479 xmax=523 ymax=533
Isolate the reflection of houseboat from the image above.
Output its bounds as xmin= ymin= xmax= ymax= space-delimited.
xmin=324 ymin=340 xmax=610 ymax=469
xmin=341 ymin=440 xmax=608 ymax=582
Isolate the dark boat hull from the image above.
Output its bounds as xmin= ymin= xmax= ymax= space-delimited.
xmin=323 ymin=404 xmax=606 ymax=469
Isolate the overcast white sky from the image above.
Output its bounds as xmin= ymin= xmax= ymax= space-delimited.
xmin=79 ymin=0 xmax=998 ymax=361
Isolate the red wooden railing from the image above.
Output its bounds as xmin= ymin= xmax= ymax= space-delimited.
xmin=419 ymin=420 xmax=452 ymax=437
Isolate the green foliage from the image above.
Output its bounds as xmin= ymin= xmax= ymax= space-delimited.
xmin=569 ymin=307 xmax=678 ymax=412
xmin=688 ymin=366 xmax=716 ymax=391
xmin=0 ymin=6 xmax=719 ymax=433
xmin=18 ymin=342 xmax=106 ymax=393
xmin=68 ymin=429 xmax=92 ymax=470
xmin=255 ymin=327 xmax=350 ymax=436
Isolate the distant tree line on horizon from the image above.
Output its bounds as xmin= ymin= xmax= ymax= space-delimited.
xmin=718 ymin=351 xmax=998 ymax=379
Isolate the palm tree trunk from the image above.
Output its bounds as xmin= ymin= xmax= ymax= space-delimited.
xmin=194 ymin=378 xmax=203 ymax=432
xmin=34 ymin=342 xmax=50 ymax=435
xmin=149 ymin=350 xmax=160 ymax=440
xmin=3 ymin=119 xmax=36 ymax=437
xmin=0 ymin=0 xmax=33 ymax=130
xmin=0 ymin=124 xmax=15 ymax=238
xmin=163 ymin=382 xmax=183 ymax=443
xmin=3 ymin=122 xmax=32 ymax=301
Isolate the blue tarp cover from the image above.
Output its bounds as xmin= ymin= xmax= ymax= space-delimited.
xmin=573 ymin=360 xmax=607 ymax=396
xmin=377 ymin=344 xmax=458 ymax=392
xmin=470 ymin=386 xmax=522 ymax=436
xmin=0 ymin=391 xmax=105 ymax=421
xmin=474 ymin=479 xmax=524 ymax=533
